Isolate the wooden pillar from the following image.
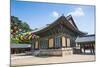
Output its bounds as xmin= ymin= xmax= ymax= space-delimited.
xmin=15 ymin=48 xmax=17 ymax=54
xmin=67 ymin=38 xmax=70 ymax=47
xmin=90 ymin=43 xmax=93 ymax=54
xmin=78 ymin=43 xmax=82 ymax=53
xmin=31 ymin=40 xmax=35 ymax=50
xmin=62 ymin=36 xmax=66 ymax=47
xmin=76 ymin=43 xmax=78 ymax=47
xmin=49 ymin=38 xmax=54 ymax=48
xmin=83 ymin=43 xmax=85 ymax=53
xmin=93 ymin=42 xmax=95 ymax=54
xmin=13 ymin=49 xmax=15 ymax=54
xmin=35 ymin=41 xmax=39 ymax=49
xmin=77 ymin=43 xmax=80 ymax=47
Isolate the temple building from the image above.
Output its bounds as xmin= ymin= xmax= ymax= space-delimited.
xmin=11 ymin=44 xmax=31 ymax=54
xmin=31 ymin=15 xmax=87 ymax=56
xmin=75 ymin=34 xmax=95 ymax=54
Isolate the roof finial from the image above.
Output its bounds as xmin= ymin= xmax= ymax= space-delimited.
xmin=62 ymin=13 xmax=64 ymax=16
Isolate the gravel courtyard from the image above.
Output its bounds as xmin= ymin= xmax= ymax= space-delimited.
xmin=11 ymin=54 xmax=95 ymax=66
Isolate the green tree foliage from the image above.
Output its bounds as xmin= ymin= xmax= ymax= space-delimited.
xmin=11 ymin=16 xmax=32 ymax=44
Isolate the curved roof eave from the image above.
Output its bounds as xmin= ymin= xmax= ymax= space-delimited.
xmin=31 ymin=15 xmax=86 ymax=35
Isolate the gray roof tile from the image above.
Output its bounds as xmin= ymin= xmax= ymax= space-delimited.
xmin=75 ymin=35 xmax=95 ymax=42
xmin=11 ymin=44 xmax=31 ymax=48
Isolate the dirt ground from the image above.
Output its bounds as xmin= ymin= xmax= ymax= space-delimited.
xmin=11 ymin=54 xmax=95 ymax=66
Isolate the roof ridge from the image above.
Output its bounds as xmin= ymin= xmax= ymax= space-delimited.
xmin=79 ymin=34 xmax=95 ymax=37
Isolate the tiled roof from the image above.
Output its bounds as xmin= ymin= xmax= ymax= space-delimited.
xmin=30 ymin=25 xmax=48 ymax=33
xmin=75 ymin=34 xmax=95 ymax=42
xmin=29 ymin=15 xmax=85 ymax=35
xmin=66 ymin=15 xmax=78 ymax=29
xmin=22 ymin=15 xmax=86 ymax=37
xmin=11 ymin=44 xmax=31 ymax=48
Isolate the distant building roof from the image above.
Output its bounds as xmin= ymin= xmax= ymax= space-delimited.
xmin=75 ymin=34 xmax=95 ymax=43
xmin=11 ymin=44 xmax=31 ymax=48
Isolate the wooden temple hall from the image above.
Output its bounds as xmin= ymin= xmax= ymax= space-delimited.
xmin=75 ymin=35 xmax=95 ymax=54
xmin=30 ymin=15 xmax=95 ymax=56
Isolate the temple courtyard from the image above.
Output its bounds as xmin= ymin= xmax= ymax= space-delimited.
xmin=11 ymin=53 xmax=95 ymax=66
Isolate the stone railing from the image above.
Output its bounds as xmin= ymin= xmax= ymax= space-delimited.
xmin=34 ymin=47 xmax=73 ymax=56
xmin=34 ymin=49 xmax=62 ymax=56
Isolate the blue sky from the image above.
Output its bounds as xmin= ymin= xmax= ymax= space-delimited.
xmin=11 ymin=0 xmax=95 ymax=34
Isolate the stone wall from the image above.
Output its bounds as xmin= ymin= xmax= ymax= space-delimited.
xmin=34 ymin=49 xmax=62 ymax=56
xmin=34 ymin=47 xmax=73 ymax=56
xmin=62 ymin=48 xmax=73 ymax=56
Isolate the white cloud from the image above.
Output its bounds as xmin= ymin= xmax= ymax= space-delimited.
xmin=52 ymin=11 xmax=59 ymax=18
xmin=67 ymin=7 xmax=84 ymax=17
